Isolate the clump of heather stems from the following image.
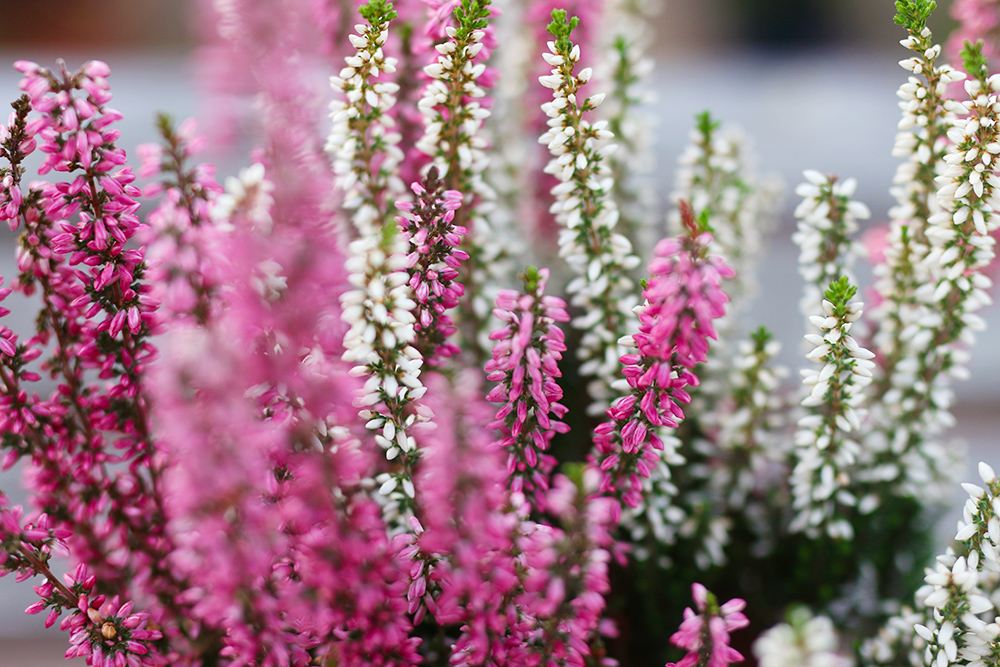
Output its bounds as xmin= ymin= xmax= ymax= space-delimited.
xmin=3 ymin=0 xmax=1000 ymax=666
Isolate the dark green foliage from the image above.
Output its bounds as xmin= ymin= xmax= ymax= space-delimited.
xmin=454 ymin=0 xmax=491 ymax=39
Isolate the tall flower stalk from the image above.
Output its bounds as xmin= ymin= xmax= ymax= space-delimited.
xmin=540 ymin=9 xmax=641 ymax=415
xmin=790 ymin=277 xmax=876 ymax=540
xmin=416 ymin=0 xmax=506 ymax=360
xmin=484 ymin=266 xmax=570 ymax=510
xmin=592 ymin=208 xmax=733 ymax=518
xmin=866 ymin=40 xmax=1000 ymax=505
xmin=327 ymin=0 xmax=404 ymax=237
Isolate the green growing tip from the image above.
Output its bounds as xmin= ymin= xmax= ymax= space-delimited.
xmin=547 ymin=9 xmax=580 ymax=54
xmin=696 ymin=209 xmax=713 ymax=235
xmin=454 ymin=0 xmax=491 ymax=35
xmin=751 ymin=326 xmax=773 ymax=348
xmin=961 ymin=40 xmax=989 ymax=84
xmin=359 ymin=0 xmax=397 ymax=24
xmin=893 ymin=0 xmax=936 ymax=32
xmin=696 ymin=110 xmax=720 ymax=138
xmin=824 ymin=276 xmax=857 ymax=314
xmin=521 ymin=265 xmax=542 ymax=293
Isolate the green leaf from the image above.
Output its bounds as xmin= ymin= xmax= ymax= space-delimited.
xmin=454 ymin=0 xmax=491 ymax=39
xmin=696 ymin=110 xmax=720 ymax=138
xmin=751 ymin=326 xmax=773 ymax=349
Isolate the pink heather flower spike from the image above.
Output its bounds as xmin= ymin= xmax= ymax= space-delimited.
xmin=0 ymin=61 xmax=195 ymax=636
xmin=397 ymin=166 xmax=468 ymax=366
xmin=139 ymin=116 xmax=226 ymax=326
xmin=411 ymin=370 xmax=524 ymax=663
xmin=593 ymin=201 xmax=734 ymax=518
xmin=484 ymin=265 xmax=570 ymax=509
xmin=948 ymin=0 xmax=1000 ymax=87
xmin=666 ymin=583 xmax=749 ymax=667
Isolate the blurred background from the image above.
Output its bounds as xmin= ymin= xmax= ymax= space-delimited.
xmin=0 ymin=0 xmax=992 ymax=663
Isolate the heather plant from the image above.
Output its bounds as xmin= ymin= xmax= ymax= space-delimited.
xmin=1 ymin=0 xmax=1000 ymax=666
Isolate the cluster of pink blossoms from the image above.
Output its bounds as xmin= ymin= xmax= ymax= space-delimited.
xmin=666 ymin=584 xmax=749 ymax=667
xmin=485 ymin=266 xmax=570 ymax=508
xmin=397 ymin=168 xmax=468 ymax=365
xmin=0 ymin=59 xmax=175 ymax=666
xmin=0 ymin=1 xmax=754 ymax=665
xmin=594 ymin=208 xmax=734 ymax=514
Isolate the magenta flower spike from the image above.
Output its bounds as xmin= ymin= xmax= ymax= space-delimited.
xmin=138 ymin=117 xmax=226 ymax=327
xmin=397 ymin=167 xmax=468 ymax=366
xmin=666 ymin=583 xmax=749 ymax=667
xmin=484 ymin=265 xmax=570 ymax=509
xmin=411 ymin=370 xmax=523 ymax=664
xmin=593 ymin=202 xmax=734 ymax=517
xmin=948 ymin=0 xmax=1000 ymax=85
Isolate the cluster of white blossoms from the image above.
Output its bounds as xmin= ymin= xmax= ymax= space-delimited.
xmin=621 ymin=429 xmax=685 ymax=565
xmin=708 ymin=332 xmax=788 ymax=514
xmin=670 ymin=118 xmax=778 ymax=306
xmin=326 ymin=15 xmax=404 ymax=237
xmin=416 ymin=19 xmax=513 ymax=356
xmin=416 ymin=27 xmax=490 ymax=174
xmin=212 ymin=162 xmax=274 ymax=234
xmin=600 ymin=0 xmax=658 ymax=254
xmin=792 ymin=171 xmax=869 ymax=323
xmin=754 ymin=607 xmax=852 ymax=667
xmin=539 ymin=29 xmax=641 ymax=414
xmin=907 ymin=462 xmax=1000 ymax=667
xmin=870 ymin=22 xmax=955 ymax=399
xmin=860 ymin=605 xmax=928 ymax=667
xmin=928 ymin=74 xmax=1000 ymax=275
xmin=868 ymin=70 xmax=1000 ymax=505
xmin=340 ymin=232 xmax=426 ymax=522
xmin=882 ymin=25 xmax=960 ymax=260
xmin=790 ymin=281 xmax=876 ymax=540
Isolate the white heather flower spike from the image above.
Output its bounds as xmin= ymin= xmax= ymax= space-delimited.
xmin=790 ymin=278 xmax=875 ymax=541
xmin=900 ymin=466 xmax=1000 ymax=667
xmin=669 ymin=114 xmax=780 ymax=311
xmin=863 ymin=41 xmax=999 ymax=509
xmin=538 ymin=17 xmax=641 ymax=415
xmin=792 ymin=171 xmax=867 ymax=325
xmin=414 ymin=6 xmax=511 ymax=361
xmin=754 ymin=608 xmax=853 ymax=667
xmin=700 ymin=329 xmax=789 ymax=544
xmin=327 ymin=9 xmax=404 ymax=238
xmin=599 ymin=0 xmax=662 ymax=266
xmin=341 ymin=228 xmax=428 ymax=527
xmin=670 ymin=113 xmax=782 ymax=456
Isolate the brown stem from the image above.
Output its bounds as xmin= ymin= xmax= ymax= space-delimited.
xmin=16 ymin=543 xmax=76 ymax=603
